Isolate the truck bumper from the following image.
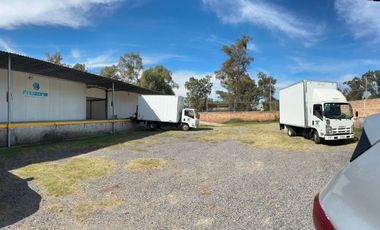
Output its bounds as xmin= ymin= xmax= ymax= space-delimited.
xmin=190 ymin=124 xmax=199 ymax=128
xmin=324 ymin=134 xmax=355 ymax=141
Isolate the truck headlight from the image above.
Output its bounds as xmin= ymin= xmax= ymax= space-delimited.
xmin=326 ymin=125 xmax=333 ymax=135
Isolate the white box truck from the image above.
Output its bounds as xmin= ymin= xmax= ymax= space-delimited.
xmin=279 ymin=80 xmax=355 ymax=144
xmin=136 ymin=95 xmax=200 ymax=131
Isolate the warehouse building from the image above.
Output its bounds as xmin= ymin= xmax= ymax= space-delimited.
xmin=0 ymin=51 xmax=160 ymax=147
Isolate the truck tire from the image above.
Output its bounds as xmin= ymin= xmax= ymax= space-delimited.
xmin=148 ymin=122 xmax=159 ymax=129
xmin=313 ymin=130 xmax=322 ymax=144
xmin=287 ymin=126 xmax=296 ymax=137
xmin=181 ymin=123 xmax=190 ymax=131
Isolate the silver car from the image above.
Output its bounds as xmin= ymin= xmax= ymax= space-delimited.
xmin=313 ymin=113 xmax=380 ymax=229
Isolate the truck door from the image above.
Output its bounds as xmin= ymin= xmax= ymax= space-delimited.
xmin=183 ymin=109 xmax=196 ymax=126
xmin=313 ymin=104 xmax=323 ymax=128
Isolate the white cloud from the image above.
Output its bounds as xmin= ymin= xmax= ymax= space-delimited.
xmin=247 ymin=43 xmax=258 ymax=52
xmin=142 ymin=53 xmax=186 ymax=65
xmin=0 ymin=38 xmax=16 ymax=52
xmin=171 ymin=70 xmax=219 ymax=98
xmin=71 ymin=49 xmax=82 ymax=61
xmin=339 ymin=73 xmax=356 ymax=82
xmin=83 ymin=53 xmax=117 ymax=68
xmin=202 ymin=0 xmax=323 ymax=43
xmin=335 ymin=0 xmax=380 ymax=40
xmin=0 ymin=37 xmax=24 ymax=54
xmin=0 ymin=0 xmax=122 ymax=29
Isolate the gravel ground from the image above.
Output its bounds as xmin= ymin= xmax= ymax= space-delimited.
xmin=1 ymin=128 xmax=352 ymax=229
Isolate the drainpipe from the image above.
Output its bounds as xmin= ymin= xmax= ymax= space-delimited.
xmin=7 ymin=55 xmax=12 ymax=148
xmin=111 ymin=80 xmax=115 ymax=134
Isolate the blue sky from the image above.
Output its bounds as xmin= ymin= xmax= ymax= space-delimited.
xmin=1 ymin=0 xmax=380 ymax=98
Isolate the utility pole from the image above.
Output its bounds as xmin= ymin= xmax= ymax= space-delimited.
xmin=269 ymin=78 xmax=272 ymax=112
xmin=7 ymin=54 xmax=12 ymax=148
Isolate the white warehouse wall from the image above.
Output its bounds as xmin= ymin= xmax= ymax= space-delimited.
xmin=0 ymin=70 xmax=7 ymax=122
xmin=107 ymin=91 xmax=138 ymax=119
xmin=0 ymin=69 xmax=86 ymax=122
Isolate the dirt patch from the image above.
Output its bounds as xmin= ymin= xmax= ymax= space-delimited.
xmin=73 ymin=198 xmax=123 ymax=222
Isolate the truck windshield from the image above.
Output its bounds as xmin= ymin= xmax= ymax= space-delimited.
xmin=194 ymin=110 xmax=200 ymax=119
xmin=324 ymin=103 xmax=353 ymax=119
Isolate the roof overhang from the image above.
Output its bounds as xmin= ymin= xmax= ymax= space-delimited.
xmin=0 ymin=51 xmax=162 ymax=95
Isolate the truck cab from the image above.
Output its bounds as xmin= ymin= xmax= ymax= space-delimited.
xmin=181 ymin=109 xmax=200 ymax=131
xmin=312 ymin=102 xmax=355 ymax=142
xmin=309 ymin=86 xmax=354 ymax=143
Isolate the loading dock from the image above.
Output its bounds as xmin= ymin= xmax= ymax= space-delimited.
xmin=0 ymin=51 xmax=161 ymax=147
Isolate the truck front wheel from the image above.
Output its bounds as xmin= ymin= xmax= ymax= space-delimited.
xmin=287 ymin=126 xmax=296 ymax=137
xmin=181 ymin=123 xmax=190 ymax=131
xmin=313 ymin=131 xmax=322 ymax=144
xmin=148 ymin=122 xmax=159 ymax=129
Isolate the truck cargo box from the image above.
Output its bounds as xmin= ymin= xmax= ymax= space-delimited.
xmin=279 ymin=81 xmax=338 ymax=128
xmin=137 ymin=95 xmax=184 ymax=123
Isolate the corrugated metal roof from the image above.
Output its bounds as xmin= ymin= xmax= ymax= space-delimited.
xmin=0 ymin=50 xmax=162 ymax=95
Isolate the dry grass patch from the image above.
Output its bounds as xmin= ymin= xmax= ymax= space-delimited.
xmin=112 ymin=138 xmax=160 ymax=152
xmin=198 ymin=123 xmax=340 ymax=152
xmin=14 ymin=156 xmax=116 ymax=197
xmin=46 ymin=204 xmax=65 ymax=214
xmin=73 ymin=198 xmax=123 ymax=222
xmin=125 ymin=158 xmax=165 ymax=171
xmin=156 ymin=131 xmax=188 ymax=138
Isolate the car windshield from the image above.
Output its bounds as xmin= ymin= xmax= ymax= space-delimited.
xmin=324 ymin=103 xmax=353 ymax=119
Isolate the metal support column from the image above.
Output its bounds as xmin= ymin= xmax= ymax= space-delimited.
xmin=7 ymin=55 xmax=12 ymax=148
xmin=111 ymin=81 xmax=115 ymax=134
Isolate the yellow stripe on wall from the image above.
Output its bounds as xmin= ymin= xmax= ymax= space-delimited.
xmin=0 ymin=119 xmax=130 ymax=129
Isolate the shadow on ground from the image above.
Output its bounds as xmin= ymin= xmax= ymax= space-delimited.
xmin=155 ymin=126 xmax=213 ymax=132
xmin=0 ymin=129 xmax=161 ymax=228
xmin=323 ymin=137 xmax=359 ymax=146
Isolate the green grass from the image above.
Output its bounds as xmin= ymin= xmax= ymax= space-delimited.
xmin=125 ymin=158 xmax=165 ymax=171
xmin=198 ymin=122 xmax=357 ymax=152
xmin=14 ymin=156 xmax=116 ymax=197
xmin=0 ymin=131 xmax=161 ymax=162
xmin=354 ymin=127 xmax=363 ymax=139
xmin=222 ymin=119 xmax=278 ymax=126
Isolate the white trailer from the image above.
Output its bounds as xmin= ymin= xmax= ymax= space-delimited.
xmin=136 ymin=95 xmax=199 ymax=131
xmin=279 ymin=81 xmax=355 ymax=143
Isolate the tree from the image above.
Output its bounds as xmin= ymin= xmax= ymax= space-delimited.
xmin=118 ymin=52 xmax=143 ymax=84
xmin=343 ymin=77 xmax=365 ymax=100
xmin=139 ymin=65 xmax=178 ymax=94
xmin=72 ymin=63 xmax=87 ymax=72
xmin=99 ymin=65 xmax=119 ymax=80
xmin=363 ymin=70 xmax=380 ymax=98
xmin=257 ymin=72 xmax=277 ymax=111
xmin=342 ymin=70 xmax=380 ymax=100
xmin=45 ymin=52 xmax=63 ymax=65
xmin=215 ymin=35 xmax=255 ymax=111
xmin=185 ymin=75 xmax=213 ymax=111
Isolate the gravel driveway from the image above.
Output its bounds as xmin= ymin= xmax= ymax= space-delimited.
xmin=1 ymin=126 xmax=352 ymax=229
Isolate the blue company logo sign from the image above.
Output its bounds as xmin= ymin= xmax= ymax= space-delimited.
xmin=33 ymin=82 xmax=40 ymax=91
xmin=22 ymin=82 xmax=48 ymax=97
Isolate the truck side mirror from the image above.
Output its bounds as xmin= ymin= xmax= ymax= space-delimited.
xmin=355 ymin=111 xmax=359 ymax=117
